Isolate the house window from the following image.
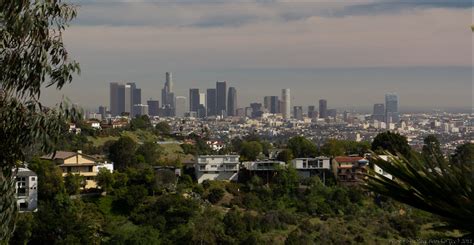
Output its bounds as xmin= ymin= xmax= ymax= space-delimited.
xmin=31 ymin=177 xmax=35 ymax=181
xmin=19 ymin=202 xmax=28 ymax=210
xmin=16 ymin=178 xmax=27 ymax=196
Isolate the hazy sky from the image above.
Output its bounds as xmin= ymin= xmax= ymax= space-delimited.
xmin=41 ymin=0 xmax=473 ymax=112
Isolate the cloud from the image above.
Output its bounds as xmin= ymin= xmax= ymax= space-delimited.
xmin=333 ymin=0 xmax=473 ymax=17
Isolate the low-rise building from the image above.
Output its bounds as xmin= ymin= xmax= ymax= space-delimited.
xmin=14 ymin=168 xmax=38 ymax=212
xmin=195 ymin=155 xmax=240 ymax=183
xmin=41 ymin=150 xmax=112 ymax=189
xmin=240 ymin=160 xmax=285 ymax=184
xmin=333 ymin=156 xmax=368 ymax=186
xmin=291 ymin=157 xmax=331 ymax=183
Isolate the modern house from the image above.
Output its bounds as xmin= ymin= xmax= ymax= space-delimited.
xmin=291 ymin=157 xmax=331 ymax=183
xmin=14 ymin=167 xmax=38 ymax=212
xmin=41 ymin=150 xmax=113 ymax=189
xmin=332 ymin=156 xmax=369 ymax=186
xmin=240 ymin=160 xmax=285 ymax=184
xmin=195 ymin=155 xmax=240 ymax=183
xmin=369 ymin=155 xmax=393 ymax=180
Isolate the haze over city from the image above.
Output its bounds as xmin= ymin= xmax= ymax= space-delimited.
xmin=40 ymin=0 xmax=473 ymax=112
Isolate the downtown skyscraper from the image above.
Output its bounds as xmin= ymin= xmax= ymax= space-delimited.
xmin=227 ymin=87 xmax=237 ymax=116
xmin=372 ymin=103 xmax=385 ymax=122
xmin=161 ymin=72 xmax=175 ymax=116
xmin=206 ymin=88 xmax=217 ymax=116
xmin=216 ymin=81 xmax=227 ymax=117
xmin=319 ymin=99 xmax=328 ymax=119
xmin=385 ymin=93 xmax=400 ymax=123
xmin=110 ymin=82 xmax=141 ymax=116
xmin=281 ymin=89 xmax=290 ymax=119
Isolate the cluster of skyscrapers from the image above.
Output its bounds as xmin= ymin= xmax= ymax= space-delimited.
xmin=107 ymin=72 xmax=400 ymax=122
xmin=372 ymin=93 xmax=400 ymax=123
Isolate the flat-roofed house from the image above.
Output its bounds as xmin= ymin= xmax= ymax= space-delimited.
xmin=14 ymin=167 xmax=38 ymax=212
xmin=195 ymin=155 xmax=240 ymax=183
xmin=240 ymin=160 xmax=285 ymax=184
xmin=291 ymin=157 xmax=331 ymax=184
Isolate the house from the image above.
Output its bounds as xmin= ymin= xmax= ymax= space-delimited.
xmin=14 ymin=167 xmax=38 ymax=212
xmin=206 ymin=140 xmax=225 ymax=151
xmin=195 ymin=155 xmax=240 ymax=183
xmin=240 ymin=160 xmax=285 ymax=184
xmin=332 ymin=156 xmax=368 ymax=186
xmin=41 ymin=150 xmax=113 ymax=189
xmin=291 ymin=157 xmax=331 ymax=183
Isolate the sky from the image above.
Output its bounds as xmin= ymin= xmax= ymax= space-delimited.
xmin=41 ymin=0 xmax=473 ymax=112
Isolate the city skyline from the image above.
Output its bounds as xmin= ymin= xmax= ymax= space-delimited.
xmin=39 ymin=1 xmax=472 ymax=112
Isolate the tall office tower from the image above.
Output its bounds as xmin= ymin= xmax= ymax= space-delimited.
xmin=147 ymin=100 xmax=160 ymax=116
xmin=250 ymin=103 xmax=263 ymax=118
xmin=281 ymin=89 xmax=291 ymax=119
xmin=293 ymin=106 xmax=303 ymax=120
xmin=270 ymin=96 xmax=280 ymax=114
xmin=372 ymin=103 xmax=385 ymax=122
xmin=189 ymin=88 xmax=200 ymax=112
xmin=109 ymin=82 xmax=123 ymax=116
xmin=263 ymin=96 xmax=271 ymax=112
xmin=216 ymin=81 xmax=227 ymax=117
xmin=109 ymin=83 xmax=120 ymax=116
xmin=175 ymin=96 xmax=187 ymax=117
xmin=227 ymin=87 xmax=237 ymax=116
xmin=385 ymin=93 xmax=399 ymax=123
xmin=319 ymin=99 xmax=328 ymax=118
xmin=98 ymin=106 xmax=107 ymax=119
xmin=161 ymin=72 xmax=175 ymax=111
xmin=206 ymin=88 xmax=217 ymax=116
xmin=133 ymin=87 xmax=141 ymax=106
xmin=308 ymin=105 xmax=316 ymax=118
xmin=124 ymin=84 xmax=132 ymax=114
xmin=199 ymin=92 xmax=206 ymax=107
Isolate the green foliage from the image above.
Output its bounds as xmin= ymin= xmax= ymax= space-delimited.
xmin=287 ymin=136 xmax=318 ymax=158
xmin=277 ymin=149 xmax=294 ymax=163
xmin=207 ymin=188 xmax=225 ymax=204
xmin=422 ymin=135 xmax=444 ymax=164
xmin=366 ymin=152 xmax=474 ymax=236
xmin=129 ymin=115 xmax=152 ymax=131
xmin=321 ymin=139 xmax=370 ymax=157
xmin=108 ymin=136 xmax=138 ymax=170
xmin=451 ymin=143 xmax=474 ymax=167
xmin=136 ymin=141 xmax=163 ymax=165
xmin=155 ymin=122 xmax=171 ymax=135
xmin=28 ymin=158 xmax=66 ymax=200
xmin=64 ymin=173 xmax=84 ymax=195
xmin=97 ymin=168 xmax=115 ymax=193
xmin=371 ymin=131 xmax=411 ymax=158
xmin=240 ymin=141 xmax=263 ymax=161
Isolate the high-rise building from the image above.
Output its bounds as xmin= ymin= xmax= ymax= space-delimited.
xmin=110 ymin=82 xmax=125 ymax=116
xmin=132 ymin=104 xmax=149 ymax=117
xmin=216 ymin=81 xmax=227 ymax=117
xmin=199 ymin=92 xmax=206 ymax=107
xmin=281 ymin=89 xmax=290 ymax=119
xmin=189 ymin=89 xmax=200 ymax=113
xmin=385 ymin=93 xmax=399 ymax=123
xmin=227 ymin=87 xmax=237 ymax=116
xmin=372 ymin=103 xmax=385 ymax=122
xmin=263 ymin=96 xmax=271 ymax=112
xmin=161 ymin=72 xmax=175 ymax=113
xmin=147 ymin=100 xmax=160 ymax=117
xmin=308 ymin=106 xmax=316 ymax=118
xmin=319 ymin=99 xmax=327 ymax=119
xmin=206 ymin=88 xmax=217 ymax=117
xmin=175 ymin=96 xmax=187 ymax=117
xmin=250 ymin=103 xmax=263 ymax=118
xmin=133 ymin=87 xmax=141 ymax=106
xmin=270 ymin=96 xmax=280 ymax=114
xmin=293 ymin=106 xmax=303 ymax=120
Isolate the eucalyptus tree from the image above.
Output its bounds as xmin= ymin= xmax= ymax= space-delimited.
xmin=1 ymin=1 xmax=80 ymax=241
